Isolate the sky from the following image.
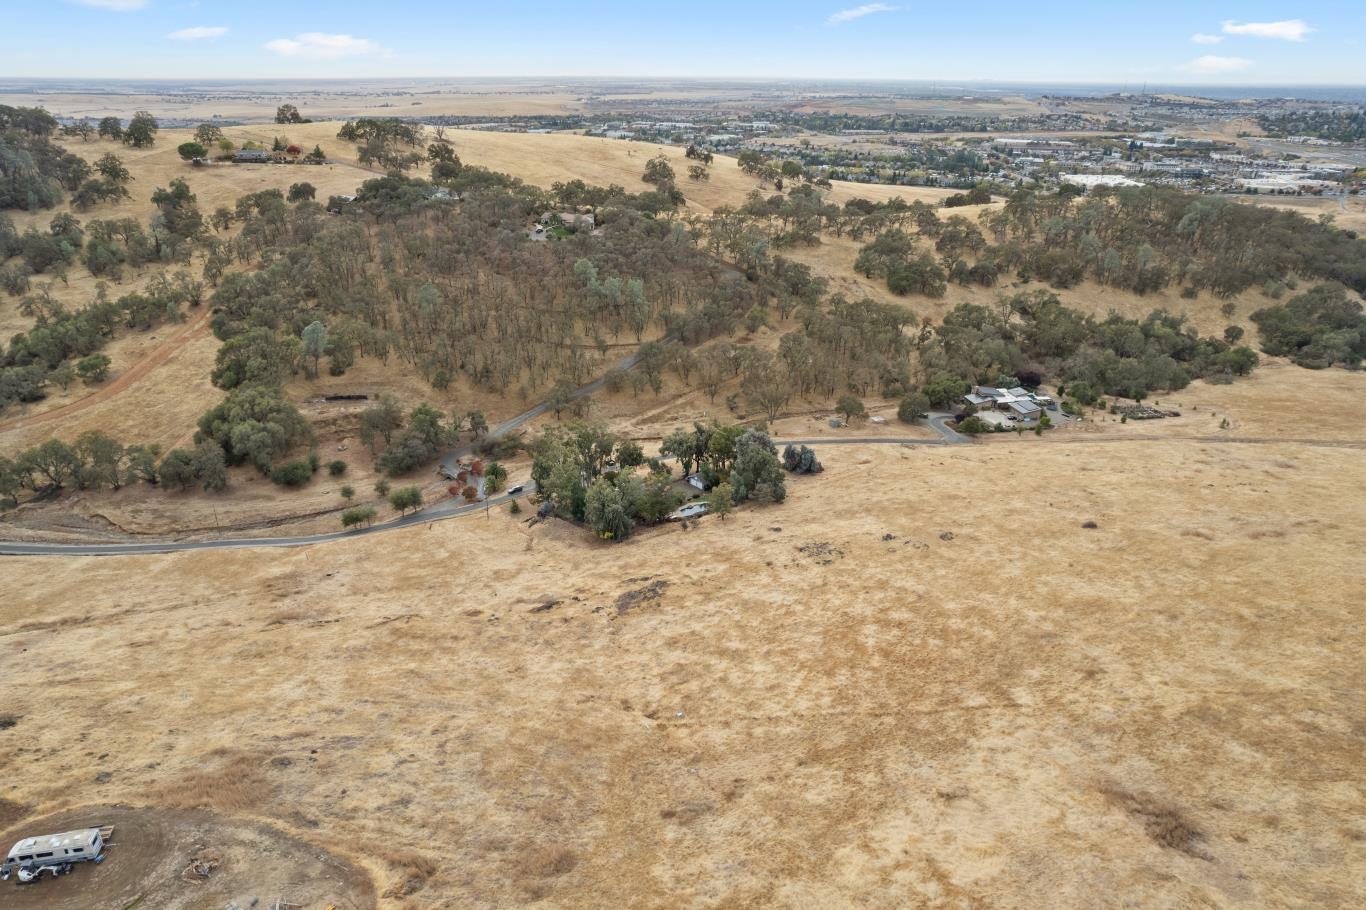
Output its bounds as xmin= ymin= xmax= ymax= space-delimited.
xmin=3 ymin=1 xmax=1363 ymax=85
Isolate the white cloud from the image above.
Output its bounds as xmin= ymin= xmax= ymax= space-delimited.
xmin=168 ymin=26 xmax=227 ymax=40
xmin=1221 ymin=19 xmax=1314 ymax=41
xmin=1181 ymin=55 xmax=1253 ymax=75
xmin=265 ymin=32 xmax=387 ymax=60
xmin=1190 ymin=33 xmax=1223 ymax=45
xmin=828 ymin=3 xmax=897 ymax=25
xmin=70 ymin=0 xmax=148 ymax=10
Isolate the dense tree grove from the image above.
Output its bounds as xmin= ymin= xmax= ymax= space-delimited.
xmin=716 ymin=182 xmax=1366 ymax=300
xmin=920 ymin=290 xmax=1259 ymax=401
xmin=1 ymin=106 xmax=90 ymax=211
xmin=1252 ymin=283 xmax=1366 ymax=368
xmin=201 ymin=171 xmax=762 ymax=404
xmin=532 ymin=419 xmax=783 ymax=539
xmin=939 ymin=186 xmax=1364 ymax=298
xmin=2 ymin=170 xmax=198 ymax=295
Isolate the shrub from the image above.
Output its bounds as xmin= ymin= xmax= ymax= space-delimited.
xmin=270 ymin=460 xmax=314 ymax=487
xmin=158 ymin=448 xmax=198 ymax=491
xmin=835 ymin=394 xmax=867 ymax=424
xmin=388 ymin=485 xmax=422 ymax=514
xmin=958 ymin=415 xmax=990 ymax=434
xmin=76 ymin=353 xmax=112 ymax=383
xmin=781 ymin=443 xmax=823 ymax=474
xmin=374 ymin=479 xmax=390 ymax=497
xmin=340 ymin=484 xmax=355 ymax=500
xmin=341 ymin=505 xmax=377 ymax=528
xmin=328 ymin=459 xmax=347 ymax=476
xmin=898 ymin=392 xmax=929 ymax=424
xmin=707 ymin=482 xmax=735 ymax=519
xmin=509 ymin=499 xmax=522 ymax=515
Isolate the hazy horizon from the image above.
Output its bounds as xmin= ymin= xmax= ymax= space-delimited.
xmin=2 ymin=77 xmax=1363 ymax=106
xmin=5 ymin=1 xmax=1363 ymax=86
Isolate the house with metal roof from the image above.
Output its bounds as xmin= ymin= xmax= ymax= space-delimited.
xmin=964 ymin=386 xmax=1044 ymax=421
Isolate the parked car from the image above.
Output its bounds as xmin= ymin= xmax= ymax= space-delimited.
xmin=669 ymin=502 xmax=710 ymax=521
xmin=507 ymin=484 xmax=524 ymax=495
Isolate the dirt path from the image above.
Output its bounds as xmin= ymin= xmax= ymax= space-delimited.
xmin=0 ymin=305 xmax=214 ymax=435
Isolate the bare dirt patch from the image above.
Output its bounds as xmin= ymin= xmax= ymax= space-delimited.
xmin=614 ymin=577 xmax=669 ymax=615
xmin=0 ymin=805 xmax=374 ymax=910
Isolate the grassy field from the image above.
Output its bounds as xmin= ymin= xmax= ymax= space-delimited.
xmin=3 ymin=401 xmax=1363 ymax=906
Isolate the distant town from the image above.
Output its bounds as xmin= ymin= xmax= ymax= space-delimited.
xmin=417 ymin=93 xmax=1365 ymax=198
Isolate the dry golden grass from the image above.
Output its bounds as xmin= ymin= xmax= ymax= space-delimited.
xmin=150 ymin=750 xmax=273 ymax=813
xmin=1223 ymin=192 xmax=1366 ymax=233
xmin=4 ymin=411 xmax=1364 ymax=906
xmin=439 ymin=127 xmax=957 ymax=215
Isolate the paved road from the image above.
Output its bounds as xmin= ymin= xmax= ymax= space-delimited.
xmin=0 ymin=411 xmax=964 ymax=557
xmin=14 ymin=376 xmax=1357 ymax=558
xmin=6 ymin=423 xmax=1362 ymax=556
xmin=0 ymin=486 xmax=536 ymax=556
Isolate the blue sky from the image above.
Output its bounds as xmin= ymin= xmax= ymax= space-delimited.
xmin=4 ymin=1 xmax=1362 ymax=84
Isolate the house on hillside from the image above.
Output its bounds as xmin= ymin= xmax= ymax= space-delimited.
xmin=234 ymin=149 xmax=270 ymax=164
xmin=326 ymin=194 xmax=356 ymax=214
xmin=964 ymin=386 xmax=1044 ymax=421
xmin=540 ymin=212 xmax=595 ymax=231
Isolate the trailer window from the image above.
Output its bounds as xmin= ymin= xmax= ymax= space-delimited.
xmin=69 ymin=847 xmax=83 ymax=853
xmin=35 ymin=852 xmax=53 ymax=858
xmin=17 ymin=854 xmax=33 ymax=861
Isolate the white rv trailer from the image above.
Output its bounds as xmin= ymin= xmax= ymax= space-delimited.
xmin=2 ymin=827 xmax=106 ymax=882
